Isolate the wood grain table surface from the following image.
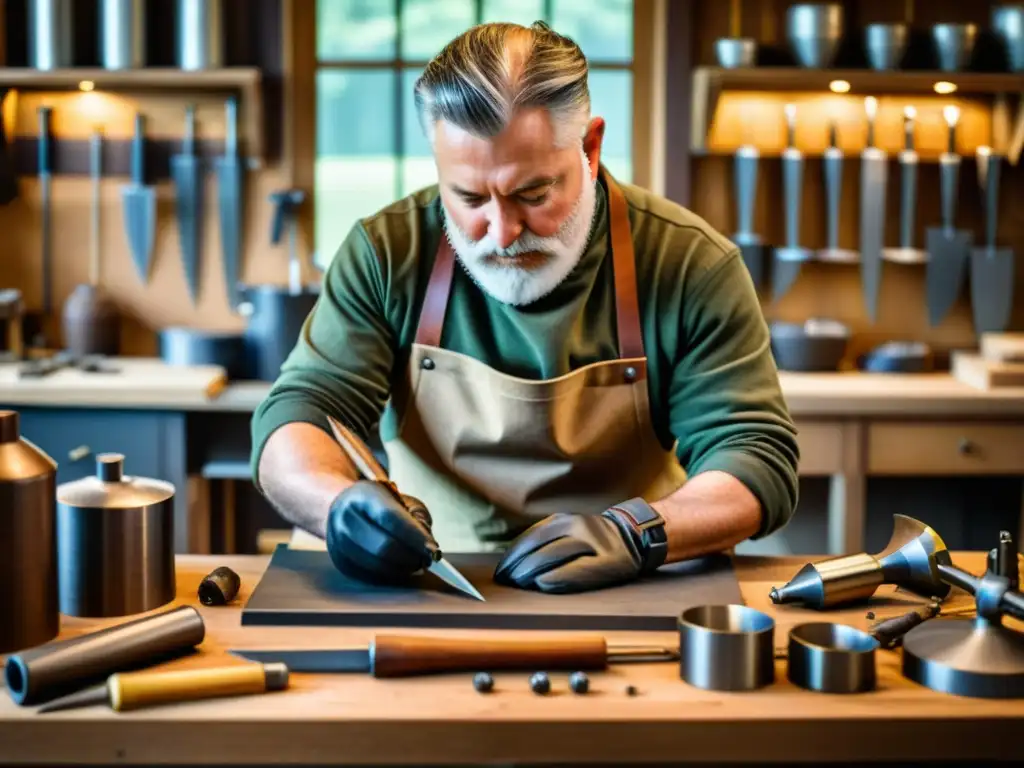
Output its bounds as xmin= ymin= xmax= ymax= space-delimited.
xmin=1 ymin=552 xmax=1022 ymax=765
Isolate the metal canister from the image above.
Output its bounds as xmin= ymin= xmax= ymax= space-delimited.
xmin=28 ymin=0 xmax=74 ymax=70
xmin=100 ymin=0 xmax=146 ymax=70
xmin=57 ymin=453 xmax=176 ymax=618
xmin=0 ymin=410 xmax=59 ymax=654
xmin=177 ymin=0 xmax=224 ymax=70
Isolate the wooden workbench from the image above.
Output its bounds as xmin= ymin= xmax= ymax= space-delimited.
xmin=1 ymin=552 xmax=1021 ymax=765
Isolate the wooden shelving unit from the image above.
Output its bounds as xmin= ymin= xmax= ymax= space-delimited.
xmin=691 ymin=66 xmax=1024 ymax=158
xmin=0 ymin=67 xmax=265 ymax=161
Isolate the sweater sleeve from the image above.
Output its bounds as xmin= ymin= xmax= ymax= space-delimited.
xmin=249 ymin=223 xmax=397 ymax=490
xmin=668 ymin=247 xmax=800 ymax=538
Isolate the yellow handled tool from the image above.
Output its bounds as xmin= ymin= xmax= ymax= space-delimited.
xmin=37 ymin=663 xmax=289 ymax=713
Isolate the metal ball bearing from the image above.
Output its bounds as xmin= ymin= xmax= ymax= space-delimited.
xmin=529 ymin=671 xmax=550 ymax=694
xmin=472 ymin=672 xmax=494 ymax=693
xmin=568 ymin=671 xmax=589 ymax=694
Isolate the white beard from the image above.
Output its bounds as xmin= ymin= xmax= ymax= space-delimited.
xmin=441 ymin=149 xmax=598 ymax=306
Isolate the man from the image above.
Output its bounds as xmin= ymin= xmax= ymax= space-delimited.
xmin=250 ymin=21 xmax=799 ymax=594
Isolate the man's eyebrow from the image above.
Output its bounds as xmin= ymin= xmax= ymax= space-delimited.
xmin=449 ymin=175 xmax=560 ymax=197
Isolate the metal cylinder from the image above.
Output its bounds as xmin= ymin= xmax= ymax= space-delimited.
xmin=678 ymin=604 xmax=775 ymax=691
xmin=0 ymin=410 xmax=59 ymax=654
xmin=100 ymin=0 xmax=146 ymax=69
xmin=57 ymin=453 xmax=176 ymax=618
xmin=241 ymin=287 xmax=320 ymax=381
xmin=787 ymin=622 xmax=878 ymax=693
xmin=28 ymin=0 xmax=74 ymax=70
xmin=177 ymin=0 xmax=224 ymax=70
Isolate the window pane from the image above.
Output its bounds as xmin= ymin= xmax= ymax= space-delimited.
xmin=401 ymin=0 xmax=476 ymax=60
xmin=317 ymin=0 xmax=397 ymax=61
xmin=551 ymin=0 xmax=632 ymax=62
xmin=482 ymin=0 xmax=545 ymax=25
xmin=315 ymin=70 xmax=398 ymax=267
xmin=589 ymin=70 xmax=632 ymax=182
xmin=401 ymin=67 xmax=438 ymax=196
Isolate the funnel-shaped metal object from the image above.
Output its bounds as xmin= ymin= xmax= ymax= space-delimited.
xmin=769 ymin=514 xmax=951 ymax=609
xmin=865 ymin=23 xmax=908 ymax=70
xmin=932 ymin=23 xmax=978 ymax=72
xmin=902 ymin=531 xmax=1024 ymax=699
xmin=786 ymin=4 xmax=844 ymax=68
xmin=715 ymin=38 xmax=757 ymax=68
xmin=992 ymin=5 xmax=1024 ymax=72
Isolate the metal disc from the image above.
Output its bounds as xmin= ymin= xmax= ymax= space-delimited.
xmin=902 ymin=618 xmax=1024 ymax=699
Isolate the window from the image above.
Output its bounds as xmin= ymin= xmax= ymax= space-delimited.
xmin=312 ymin=0 xmax=639 ymax=267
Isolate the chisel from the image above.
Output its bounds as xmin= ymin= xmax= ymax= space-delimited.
xmin=817 ymin=118 xmax=858 ymax=265
xmin=859 ymin=96 xmax=887 ymax=321
xmin=882 ymin=106 xmax=926 ymax=265
xmin=773 ymin=103 xmax=813 ymax=301
xmin=230 ymin=634 xmax=678 ymax=677
xmin=36 ymin=663 xmax=290 ymax=713
xmin=171 ymin=105 xmax=203 ymax=304
xmin=732 ymin=145 xmax=765 ymax=288
xmin=215 ymin=96 xmax=244 ymax=309
xmin=325 ymin=414 xmax=485 ymax=602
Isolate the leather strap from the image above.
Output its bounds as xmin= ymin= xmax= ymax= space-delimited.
xmin=415 ymin=234 xmax=457 ymax=347
xmin=414 ymin=166 xmax=643 ymax=358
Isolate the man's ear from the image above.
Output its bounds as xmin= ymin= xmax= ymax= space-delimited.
xmin=582 ymin=117 xmax=605 ymax=179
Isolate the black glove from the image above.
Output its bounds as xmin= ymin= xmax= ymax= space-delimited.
xmin=493 ymin=498 xmax=668 ymax=594
xmin=326 ymin=479 xmax=438 ymax=585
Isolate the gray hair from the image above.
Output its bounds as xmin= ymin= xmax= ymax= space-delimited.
xmin=413 ymin=21 xmax=591 ymax=148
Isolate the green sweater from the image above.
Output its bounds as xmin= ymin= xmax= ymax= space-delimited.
xmin=250 ymin=177 xmax=800 ymax=539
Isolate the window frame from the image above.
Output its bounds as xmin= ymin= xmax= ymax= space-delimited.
xmin=285 ymin=0 xmax=665 ymax=256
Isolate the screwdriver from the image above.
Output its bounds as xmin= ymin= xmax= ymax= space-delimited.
xmin=37 ymin=663 xmax=289 ymax=713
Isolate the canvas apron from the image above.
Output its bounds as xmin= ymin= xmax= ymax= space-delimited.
xmin=290 ymin=168 xmax=687 ymax=552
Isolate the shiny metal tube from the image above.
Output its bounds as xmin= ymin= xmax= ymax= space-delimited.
xmin=678 ymin=605 xmax=775 ymax=691
xmin=101 ymin=0 xmax=146 ymax=69
xmin=787 ymin=622 xmax=878 ymax=693
xmin=0 ymin=410 xmax=59 ymax=654
xmin=177 ymin=0 xmax=224 ymax=70
xmin=28 ymin=0 xmax=74 ymax=70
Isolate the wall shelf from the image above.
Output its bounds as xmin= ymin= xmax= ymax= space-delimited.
xmin=691 ymin=66 xmax=1024 ymax=159
xmin=0 ymin=67 xmax=265 ymax=162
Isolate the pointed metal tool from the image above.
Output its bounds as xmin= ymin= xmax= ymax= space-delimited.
xmin=215 ymin=96 xmax=244 ymax=309
xmin=882 ymin=106 xmax=927 ymax=265
xmin=171 ymin=105 xmax=204 ymax=304
xmin=925 ymin=105 xmax=972 ymax=327
xmin=773 ymin=103 xmax=813 ymax=301
xmin=970 ymin=147 xmax=1015 ymax=334
xmin=818 ymin=118 xmax=859 ymax=265
xmin=325 ymin=415 xmax=485 ymax=601
xmin=731 ymin=145 xmax=765 ymax=288
xmin=859 ymin=96 xmax=887 ymax=322
xmin=120 ymin=112 xmax=157 ymax=284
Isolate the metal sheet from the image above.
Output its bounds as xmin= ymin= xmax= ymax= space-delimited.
xmin=240 ymin=545 xmax=743 ymax=631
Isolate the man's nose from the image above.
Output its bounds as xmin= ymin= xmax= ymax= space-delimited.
xmin=488 ymin=208 xmax=523 ymax=250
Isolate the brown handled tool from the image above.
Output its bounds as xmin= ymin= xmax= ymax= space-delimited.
xmin=231 ymin=634 xmax=677 ymax=678
xmin=868 ymin=601 xmax=941 ymax=649
xmin=37 ymin=663 xmax=290 ymax=713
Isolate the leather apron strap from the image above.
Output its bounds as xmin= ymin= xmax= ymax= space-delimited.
xmin=414 ymin=167 xmax=644 ymax=358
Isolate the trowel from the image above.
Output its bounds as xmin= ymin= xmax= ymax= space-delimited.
xmin=882 ymin=106 xmax=926 ymax=265
xmin=773 ymin=103 xmax=813 ymax=300
xmin=925 ymin=105 xmax=972 ymax=327
xmin=859 ymin=96 xmax=887 ymax=321
xmin=732 ymin=144 xmax=765 ymax=288
xmin=970 ymin=147 xmax=1015 ymax=334
xmin=817 ymin=118 xmax=858 ymax=264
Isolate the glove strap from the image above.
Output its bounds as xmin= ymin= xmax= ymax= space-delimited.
xmin=604 ymin=498 xmax=668 ymax=573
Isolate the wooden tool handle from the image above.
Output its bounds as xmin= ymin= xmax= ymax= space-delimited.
xmin=371 ymin=634 xmax=609 ymax=678
xmin=109 ymin=665 xmax=274 ymax=711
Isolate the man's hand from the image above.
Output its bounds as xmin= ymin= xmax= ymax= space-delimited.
xmin=326 ymin=480 xmax=438 ymax=584
xmin=493 ymin=499 xmax=668 ymax=594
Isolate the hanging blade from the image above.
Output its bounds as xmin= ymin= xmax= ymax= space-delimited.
xmin=120 ymin=112 xmax=157 ymax=284
xmin=325 ymin=415 xmax=485 ymax=602
xmin=170 ymin=105 xmax=203 ymax=304
xmin=215 ymin=96 xmax=244 ymax=308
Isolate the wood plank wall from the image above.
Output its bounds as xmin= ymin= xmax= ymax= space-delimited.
xmin=680 ymin=0 xmax=1024 ymax=364
xmin=0 ymin=0 xmax=313 ymax=356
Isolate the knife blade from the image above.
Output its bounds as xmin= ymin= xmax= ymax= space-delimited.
xmin=171 ymin=105 xmax=203 ymax=304
xmin=215 ymin=96 xmax=244 ymax=309
xmin=325 ymin=415 xmax=485 ymax=601
xmin=230 ymin=634 xmax=679 ymax=678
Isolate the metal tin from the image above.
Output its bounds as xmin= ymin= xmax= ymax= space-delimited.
xmin=678 ymin=604 xmax=775 ymax=691
xmin=0 ymin=410 xmax=58 ymax=654
xmin=100 ymin=0 xmax=146 ymax=69
xmin=28 ymin=0 xmax=74 ymax=70
xmin=57 ymin=453 xmax=175 ymax=618
xmin=159 ymin=326 xmax=250 ymax=380
xmin=787 ymin=622 xmax=879 ymax=693
xmin=177 ymin=0 xmax=224 ymax=70
xmin=240 ymin=286 xmax=320 ymax=381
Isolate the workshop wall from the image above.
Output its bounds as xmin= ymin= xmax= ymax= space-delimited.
xmin=0 ymin=0 xmax=307 ymax=356
xmin=686 ymin=0 xmax=1024 ymax=364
